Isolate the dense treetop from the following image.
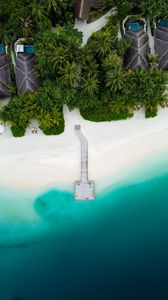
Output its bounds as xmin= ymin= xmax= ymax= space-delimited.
xmin=108 ymin=0 xmax=168 ymax=21
xmin=0 ymin=0 xmax=74 ymax=42
xmin=0 ymin=0 xmax=168 ymax=137
xmin=0 ymin=0 xmax=167 ymax=42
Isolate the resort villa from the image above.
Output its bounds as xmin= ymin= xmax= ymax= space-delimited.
xmin=123 ymin=18 xmax=149 ymax=70
xmin=14 ymin=40 xmax=40 ymax=94
xmin=0 ymin=44 xmax=11 ymax=100
xmin=155 ymin=20 xmax=168 ymax=70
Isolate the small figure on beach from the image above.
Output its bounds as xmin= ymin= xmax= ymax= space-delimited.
xmin=31 ymin=127 xmax=38 ymax=134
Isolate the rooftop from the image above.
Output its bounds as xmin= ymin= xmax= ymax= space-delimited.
xmin=155 ymin=23 xmax=168 ymax=70
xmin=0 ymin=52 xmax=11 ymax=100
xmin=124 ymin=28 xmax=149 ymax=70
xmin=74 ymin=0 xmax=106 ymax=21
xmin=15 ymin=53 xmax=40 ymax=94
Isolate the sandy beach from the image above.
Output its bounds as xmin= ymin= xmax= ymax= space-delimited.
xmin=0 ymin=106 xmax=168 ymax=192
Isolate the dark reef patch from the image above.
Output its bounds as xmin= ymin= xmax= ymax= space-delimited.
xmin=34 ymin=189 xmax=75 ymax=222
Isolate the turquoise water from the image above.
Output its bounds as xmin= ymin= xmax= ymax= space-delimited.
xmin=24 ymin=45 xmax=35 ymax=54
xmin=0 ymin=44 xmax=5 ymax=52
xmin=1 ymin=156 xmax=168 ymax=299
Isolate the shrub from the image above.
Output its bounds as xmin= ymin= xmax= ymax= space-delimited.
xmin=145 ymin=107 xmax=158 ymax=118
xmin=11 ymin=126 xmax=26 ymax=137
xmin=80 ymin=105 xmax=133 ymax=122
xmin=40 ymin=118 xmax=65 ymax=135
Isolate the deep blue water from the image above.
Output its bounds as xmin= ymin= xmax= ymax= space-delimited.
xmin=0 ymin=172 xmax=168 ymax=300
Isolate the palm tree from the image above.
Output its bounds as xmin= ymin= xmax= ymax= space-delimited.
xmin=38 ymin=107 xmax=61 ymax=129
xmin=29 ymin=0 xmax=46 ymax=22
xmin=88 ymin=30 xmax=114 ymax=58
xmin=38 ymin=110 xmax=53 ymax=129
xmin=141 ymin=0 xmax=166 ymax=23
xmin=0 ymin=27 xmax=17 ymax=47
xmin=103 ymin=51 xmax=122 ymax=70
xmin=114 ymin=0 xmax=132 ymax=22
xmin=106 ymin=67 xmax=127 ymax=93
xmin=22 ymin=93 xmax=37 ymax=119
xmin=79 ymin=46 xmax=94 ymax=67
xmin=58 ymin=61 xmax=80 ymax=87
xmin=52 ymin=108 xmax=62 ymax=126
xmin=45 ymin=0 xmax=57 ymax=13
xmin=50 ymin=46 xmax=69 ymax=70
xmin=0 ymin=28 xmax=10 ymax=46
xmin=20 ymin=17 xmax=33 ymax=38
xmin=80 ymin=73 xmax=100 ymax=97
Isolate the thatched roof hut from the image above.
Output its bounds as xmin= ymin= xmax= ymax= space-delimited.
xmin=155 ymin=24 xmax=168 ymax=70
xmin=74 ymin=0 xmax=106 ymax=21
xmin=15 ymin=53 xmax=40 ymax=94
xmin=0 ymin=52 xmax=11 ymax=99
xmin=124 ymin=28 xmax=149 ymax=70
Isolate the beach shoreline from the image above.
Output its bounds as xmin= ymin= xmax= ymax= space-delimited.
xmin=0 ymin=107 xmax=168 ymax=193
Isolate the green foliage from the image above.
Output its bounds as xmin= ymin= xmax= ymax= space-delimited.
xmin=74 ymin=92 xmax=101 ymax=110
xmin=33 ymin=81 xmax=66 ymax=135
xmin=1 ymin=0 xmax=168 ymax=133
xmin=141 ymin=0 xmax=168 ymax=20
xmin=0 ymin=94 xmax=35 ymax=129
xmin=0 ymin=82 xmax=67 ymax=137
xmin=108 ymin=95 xmax=134 ymax=114
xmin=58 ymin=61 xmax=80 ymax=87
xmin=108 ymin=0 xmax=168 ymax=20
xmin=35 ymin=80 xmax=64 ymax=109
xmin=47 ymin=0 xmax=74 ymax=25
xmin=20 ymin=16 xmax=34 ymax=38
xmin=108 ymin=0 xmax=132 ymax=21
xmin=40 ymin=117 xmax=65 ymax=135
xmin=80 ymin=104 xmax=133 ymax=122
xmin=126 ymin=69 xmax=168 ymax=107
xmin=80 ymin=73 xmax=100 ymax=97
xmin=115 ymin=36 xmax=131 ymax=57
xmin=0 ymin=0 xmax=74 ymax=39
xmin=35 ymin=24 xmax=83 ymax=81
xmin=29 ymin=1 xmax=46 ymax=22
xmin=34 ymin=79 xmax=77 ymax=109
xmin=147 ymin=54 xmax=159 ymax=69
xmin=145 ymin=106 xmax=158 ymax=118
xmin=87 ymin=29 xmax=115 ymax=58
xmin=106 ymin=67 xmax=127 ymax=93
xmin=11 ymin=126 xmax=26 ymax=137
xmin=102 ymin=51 xmax=123 ymax=70
xmin=79 ymin=16 xmax=167 ymax=122
xmin=37 ymin=108 xmax=61 ymax=129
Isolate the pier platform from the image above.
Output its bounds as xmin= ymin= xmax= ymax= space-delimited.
xmin=75 ymin=181 xmax=94 ymax=200
xmin=74 ymin=125 xmax=95 ymax=200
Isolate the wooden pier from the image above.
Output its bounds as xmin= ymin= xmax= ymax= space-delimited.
xmin=74 ymin=125 xmax=95 ymax=200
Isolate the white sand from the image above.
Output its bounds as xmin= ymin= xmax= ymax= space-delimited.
xmin=75 ymin=8 xmax=116 ymax=44
xmin=0 ymin=107 xmax=168 ymax=192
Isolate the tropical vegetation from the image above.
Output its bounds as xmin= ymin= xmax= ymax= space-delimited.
xmin=0 ymin=0 xmax=168 ymax=136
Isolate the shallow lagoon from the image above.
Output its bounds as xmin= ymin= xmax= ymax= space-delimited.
xmin=0 ymin=153 xmax=168 ymax=300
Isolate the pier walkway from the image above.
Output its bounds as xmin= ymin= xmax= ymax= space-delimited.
xmin=74 ymin=125 xmax=94 ymax=200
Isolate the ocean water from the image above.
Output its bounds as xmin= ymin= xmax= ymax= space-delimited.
xmin=1 ymin=154 xmax=168 ymax=300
